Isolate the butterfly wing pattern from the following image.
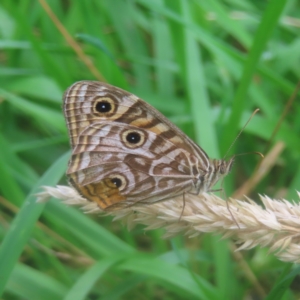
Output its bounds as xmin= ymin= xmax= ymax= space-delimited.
xmin=63 ymin=81 xmax=233 ymax=210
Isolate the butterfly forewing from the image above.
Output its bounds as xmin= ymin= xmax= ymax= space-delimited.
xmin=64 ymin=81 xmax=209 ymax=163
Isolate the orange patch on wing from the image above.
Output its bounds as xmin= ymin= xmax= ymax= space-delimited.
xmin=148 ymin=123 xmax=169 ymax=135
xmin=71 ymin=177 xmax=126 ymax=210
xmin=130 ymin=118 xmax=152 ymax=127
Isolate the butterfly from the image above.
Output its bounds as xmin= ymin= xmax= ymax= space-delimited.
xmin=63 ymin=81 xmax=234 ymax=211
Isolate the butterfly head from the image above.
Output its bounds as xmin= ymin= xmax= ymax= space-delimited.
xmin=207 ymin=157 xmax=235 ymax=191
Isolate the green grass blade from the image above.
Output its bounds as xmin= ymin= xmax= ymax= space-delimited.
xmin=264 ymin=264 xmax=294 ymax=300
xmin=0 ymin=88 xmax=65 ymax=133
xmin=7 ymin=263 xmax=67 ymax=300
xmin=0 ymin=152 xmax=68 ymax=296
xmin=119 ymin=255 xmax=218 ymax=300
xmin=64 ymin=255 xmax=129 ymax=300
xmin=221 ymin=0 xmax=288 ymax=152
xmin=181 ymin=0 xmax=219 ymax=156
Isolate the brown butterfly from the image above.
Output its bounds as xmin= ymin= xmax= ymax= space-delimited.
xmin=63 ymin=81 xmax=234 ymax=211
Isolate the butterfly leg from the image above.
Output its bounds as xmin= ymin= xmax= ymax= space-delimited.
xmin=179 ymin=192 xmax=186 ymax=221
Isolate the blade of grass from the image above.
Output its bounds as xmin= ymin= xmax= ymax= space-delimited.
xmin=102 ymin=0 xmax=152 ymax=92
xmin=118 ymin=254 xmax=218 ymax=300
xmin=221 ymin=0 xmax=288 ymax=153
xmin=151 ymin=0 xmax=175 ymax=98
xmin=0 ymin=152 xmax=68 ymax=296
xmin=181 ymin=1 xmax=218 ymax=156
xmin=0 ymin=134 xmax=25 ymax=205
xmin=64 ymin=255 xmax=130 ymax=300
xmin=264 ymin=264 xmax=294 ymax=300
xmin=43 ymin=200 xmax=134 ymax=258
xmin=101 ymin=274 xmax=146 ymax=300
xmin=7 ymin=263 xmax=67 ymax=300
xmin=0 ymin=88 xmax=65 ymax=133
xmin=138 ymin=0 xmax=297 ymax=97
xmin=13 ymin=2 xmax=71 ymax=88
xmin=38 ymin=0 xmax=105 ymax=82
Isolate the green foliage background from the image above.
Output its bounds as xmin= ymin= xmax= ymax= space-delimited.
xmin=0 ymin=0 xmax=299 ymax=299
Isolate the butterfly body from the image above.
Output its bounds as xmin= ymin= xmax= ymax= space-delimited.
xmin=64 ymin=81 xmax=233 ymax=210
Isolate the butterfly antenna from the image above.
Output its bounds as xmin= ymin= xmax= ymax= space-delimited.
xmin=232 ymin=151 xmax=264 ymax=159
xmin=223 ymin=109 xmax=260 ymax=159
